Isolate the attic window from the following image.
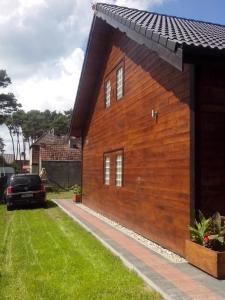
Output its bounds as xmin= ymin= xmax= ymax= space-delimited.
xmin=116 ymin=66 xmax=124 ymax=100
xmin=105 ymin=80 xmax=111 ymax=108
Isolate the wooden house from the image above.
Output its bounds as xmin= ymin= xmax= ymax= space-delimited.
xmin=70 ymin=3 xmax=225 ymax=255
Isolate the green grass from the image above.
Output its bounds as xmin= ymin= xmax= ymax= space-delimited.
xmin=0 ymin=195 xmax=161 ymax=300
xmin=46 ymin=190 xmax=73 ymax=200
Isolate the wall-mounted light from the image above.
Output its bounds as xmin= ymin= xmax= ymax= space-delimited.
xmin=151 ymin=109 xmax=158 ymax=120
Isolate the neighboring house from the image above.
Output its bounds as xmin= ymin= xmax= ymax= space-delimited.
xmin=70 ymin=3 xmax=225 ymax=256
xmin=30 ymin=133 xmax=81 ymax=188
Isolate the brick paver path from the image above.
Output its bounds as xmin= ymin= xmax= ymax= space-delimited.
xmin=54 ymin=199 xmax=225 ymax=300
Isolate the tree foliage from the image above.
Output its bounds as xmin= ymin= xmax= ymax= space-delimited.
xmin=0 ymin=70 xmax=11 ymax=88
xmin=0 ymin=70 xmax=21 ymax=124
xmin=21 ymin=109 xmax=72 ymax=141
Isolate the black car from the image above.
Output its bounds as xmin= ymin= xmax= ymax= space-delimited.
xmin=5 ymin=174 xmax=46 ymax=210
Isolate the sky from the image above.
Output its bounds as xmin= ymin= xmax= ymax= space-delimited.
xmin=1 ymin=0 xmax=225 ymax=153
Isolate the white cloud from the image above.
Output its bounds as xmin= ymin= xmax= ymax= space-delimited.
xmin=98 ymin=0 xmax=166 ymax=10
xmin=19 ymin=0 xmax=46 ymax=8
xmin=0 ymin=0 xmax=92 ymax=80
xmin=11 ymin=48 xmax=84 ymax=112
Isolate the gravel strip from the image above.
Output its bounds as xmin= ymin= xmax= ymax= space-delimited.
xmin=77 ymin=203 xmax=186 ymax=264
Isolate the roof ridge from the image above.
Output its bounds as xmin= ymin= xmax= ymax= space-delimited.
xmin=97 ymin=2 xmax=225 ymax=28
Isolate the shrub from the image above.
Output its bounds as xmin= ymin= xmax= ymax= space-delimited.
xmin=71 ymin=184 xmax=81 ymax=196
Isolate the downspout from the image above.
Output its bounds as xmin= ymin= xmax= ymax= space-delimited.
xmin=190 ymin=64 xmax=196 ymax=225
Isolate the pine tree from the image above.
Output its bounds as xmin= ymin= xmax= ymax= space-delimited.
xmin=0 ymin=69 xmax=21 ymax=124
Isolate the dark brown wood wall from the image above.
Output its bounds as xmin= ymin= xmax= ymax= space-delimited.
xmin=82 ymin=30 xmax=191 ymax=255
xmin=196 ymin=65 xmax=225 ymax=216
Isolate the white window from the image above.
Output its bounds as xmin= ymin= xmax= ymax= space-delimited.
xmin=115 ymin=154 xmax=123 ymax=187
xmin=104 ymin=156 xmax=110 ymax=185
xmin=116 ymin=67 xmax=123 ymax=100
xmin=105 ymin=80 xmax=111 ymax=108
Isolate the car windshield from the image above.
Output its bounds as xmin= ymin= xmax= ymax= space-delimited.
xmin=10 ymin=176 xmax=41 ymax=186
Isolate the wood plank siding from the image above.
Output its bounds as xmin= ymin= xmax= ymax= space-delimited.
xmin=196 ymin=65 xmax=225 ymax=216
xmin=82 ymin=30 xmax=191 ymax=256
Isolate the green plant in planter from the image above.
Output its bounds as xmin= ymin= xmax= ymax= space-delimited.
xmin=189 ymin=211 xmax=225 ymax=251
xmin=72 ymin=184 xmax=81 ymax=195
xmin=189 ymin=211 xmax=212 ymax=245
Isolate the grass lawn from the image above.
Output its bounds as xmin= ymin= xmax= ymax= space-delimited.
xmin=0 ymin=192 xmax=161 ymax=300
xmin=46 ymin=190 xmax=74 ymax=200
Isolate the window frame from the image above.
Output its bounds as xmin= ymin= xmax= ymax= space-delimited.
xmin=115 ymin=152 xmax=123 ymax=187
xmin=103 ymin=58 xmax=125 ymax=108
xmin=104 ymin=79 xmax=111 ymax=108
xmin=116 ymin=65 xmax=124 ymax=101
xmin=103 ymin=149 xmax=124 ymax=187
xmin=103 ymin=154 xmax=110 ymax=185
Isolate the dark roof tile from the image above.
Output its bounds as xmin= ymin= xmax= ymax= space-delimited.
xmin=140 ymin=25 xmax=146 ymax=36
xmin=96 ymin=3 xmax=225 ymax=51
xmin=159 ymin=35 xmax=168 ymax=46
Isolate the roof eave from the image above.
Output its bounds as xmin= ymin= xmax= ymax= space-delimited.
xmin=69 ymin=16 xmax=97 ymax=137
xmin=95 ymin=4 xmax=183 ymax=72
xmin=69 ymin=16 xmax=113 ymax=137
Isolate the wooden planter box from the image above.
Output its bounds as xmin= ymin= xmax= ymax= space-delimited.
xmin=72 ymin=194 xmax=81 ymax=203
xmin=185 ymin=240 xmax=225 ymax=279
